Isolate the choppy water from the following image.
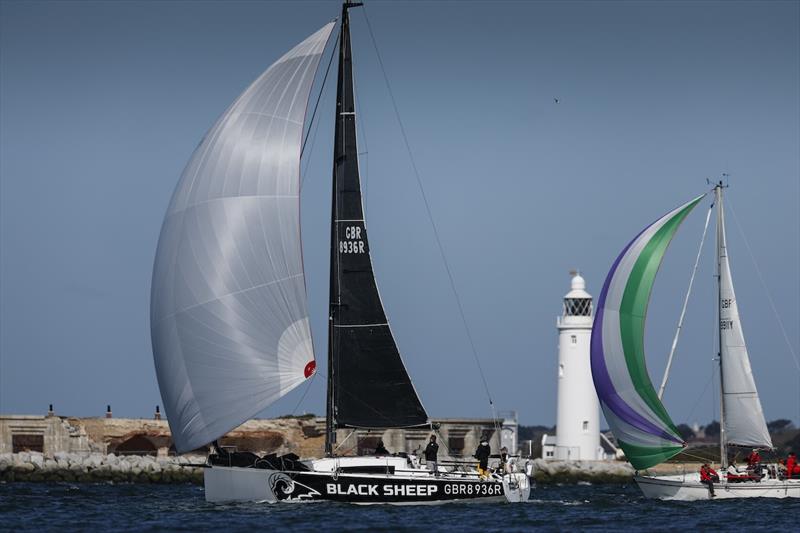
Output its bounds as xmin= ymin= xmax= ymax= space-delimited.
xmin=1 ymin=481 xmax=798 ymax=531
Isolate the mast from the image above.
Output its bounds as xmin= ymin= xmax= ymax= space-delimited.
xmin=716 ymin=182 xmax=727 ymax=470
xmin=326 ymin=2 xmax=363 ymax=457
xmin=325 ymin=2 xmax=426 ymax=457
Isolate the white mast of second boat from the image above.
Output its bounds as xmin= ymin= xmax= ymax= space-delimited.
xmin=716 ymin=182 xmax=728 ymax=470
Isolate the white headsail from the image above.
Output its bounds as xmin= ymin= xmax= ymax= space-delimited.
xmin=718 ymin=195 xmax=773 ymax=449
xmin=151 ymin=23 xmax=335 ymax=453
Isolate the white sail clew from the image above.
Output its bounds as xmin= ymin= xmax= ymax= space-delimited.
xmin=151 ymin=23 xmax=335 ymax=453
xmin=718 ymin=196 xmax=773 ymax=449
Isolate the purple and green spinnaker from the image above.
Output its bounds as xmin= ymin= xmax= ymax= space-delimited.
xmin=590 ymin=195 xmax=705 ymax=470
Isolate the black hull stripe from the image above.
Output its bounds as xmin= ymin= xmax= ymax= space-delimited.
xmin=271 ymin=471 xmax=506 ymax=503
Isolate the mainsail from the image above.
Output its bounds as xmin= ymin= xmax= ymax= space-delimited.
xmin=327 ymin=6 xmax=427 ymax=441
xmin=591 ymin=195 xmax=704 ymax=470
xmin=717 ymin=193 xmax=772 ymax=449
xmin=151 ymin=23 xmax=335 ymax=453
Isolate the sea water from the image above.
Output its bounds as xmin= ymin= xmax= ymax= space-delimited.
xmin=1 ymin=481 xmax=798 ymax=531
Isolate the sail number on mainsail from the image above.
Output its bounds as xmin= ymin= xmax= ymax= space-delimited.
xmin=339 ymin=224 xmax=366 ymax=254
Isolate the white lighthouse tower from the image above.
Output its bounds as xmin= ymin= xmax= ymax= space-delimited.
xmin=554 ymin=271 xmax=600 ymax=460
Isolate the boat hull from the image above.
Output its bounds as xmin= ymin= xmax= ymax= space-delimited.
xmin=204 ymin=466 xmax=528 ymax=504
xmin=635 ymin=474 xmax=800 ymax=500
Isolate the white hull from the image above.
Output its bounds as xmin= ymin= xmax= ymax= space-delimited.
xmin=204 ymin=456 xmax=530 ymax=504
xmin=635 ymin=473 xmax=800 ymax=500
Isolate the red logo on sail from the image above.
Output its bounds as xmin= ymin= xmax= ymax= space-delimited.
xmin=304 ymin=361 xmax=316 ymax=378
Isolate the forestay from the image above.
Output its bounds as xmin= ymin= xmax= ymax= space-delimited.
xmin=591 ymin=195 xmax=704 ymax=470
xmin=151 ymin=23 xmax=335 ymax=453
xmin=718 ymin=197 xmax=772 ymax=449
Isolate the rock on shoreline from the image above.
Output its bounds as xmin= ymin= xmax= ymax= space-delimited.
xmin=530 ymin=459 xmax=634 ymax=484
xmin=0 ymin=452 xmax=205 ymax=484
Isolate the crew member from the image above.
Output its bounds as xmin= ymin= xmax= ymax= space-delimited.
xmin=474 ymin=434 xmax=491 ymax=480
xmin=746 ymin=449 xmax=761 ymax=469
xmin=374 ymin=439 xmax=389 ymax=456
xmin=786 ymin=452 xmax=800 ymax=479
xmin=700 ymin=463 xmax=719 ymax=497
xmin=424 ymin=435 xmax=439 ymax=476
xmin=727 ymin=460 xmax=743 ymax=482
xmin=498 ymin=446 xmax=510 ymax=474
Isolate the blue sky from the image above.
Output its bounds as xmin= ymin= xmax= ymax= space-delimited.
xmin=1 ymin=0 xmax=798 ymax=428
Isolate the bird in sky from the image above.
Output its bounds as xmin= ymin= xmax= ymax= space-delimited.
xmin=554 ymin=97 xmax=560 ymax=104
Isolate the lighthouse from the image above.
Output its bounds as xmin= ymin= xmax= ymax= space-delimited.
xmin=553 ymin=271 xmax=601 ymax=461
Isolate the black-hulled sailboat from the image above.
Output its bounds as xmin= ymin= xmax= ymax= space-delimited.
xmin=151 ymin=3 xmax=529 ymax=504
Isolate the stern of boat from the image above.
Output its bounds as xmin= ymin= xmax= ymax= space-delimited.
xmin=204 ymin=466 xmax=321 ymax=503
xmin=502 ymin=472 xmax=531 ymax=502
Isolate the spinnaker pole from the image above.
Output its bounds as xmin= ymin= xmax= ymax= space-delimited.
xmin=658 ymin=203 xmax=713 ymax=400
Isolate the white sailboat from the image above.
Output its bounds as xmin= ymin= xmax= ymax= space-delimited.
xmin=150 ymin=2 xmax=529 ymax=504
xmin=591 ymin=183 xmax=800 ymax=500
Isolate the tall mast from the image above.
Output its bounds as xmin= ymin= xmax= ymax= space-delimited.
xmin=716 ymin=182 xmax=727 ymax=470
xmin=326 ymin=2 xmax=362 ymax=458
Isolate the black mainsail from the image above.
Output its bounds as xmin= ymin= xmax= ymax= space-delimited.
xmin=326 ymin=4 xmax=427 ymax=455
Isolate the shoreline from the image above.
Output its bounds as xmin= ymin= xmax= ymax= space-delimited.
xmin=1 ymin=452 xmax=637 ymax=485
xmin=0 ymin=452 xmax=205 ymax=484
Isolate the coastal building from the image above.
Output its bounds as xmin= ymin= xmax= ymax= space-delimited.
xmin=499 ymin=411 xmax=519 ymax=453
xmin=0 ymin=414 xmax=90 ymax=455
xmin=1 ymin=411 xmax=513 ymax=461
xmin=542 ymin=272 xmax=604 ymax=461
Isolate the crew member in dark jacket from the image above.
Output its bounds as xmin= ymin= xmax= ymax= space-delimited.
xmin=474 ymin=435 xmax=491 ymax=479
xmin=374 ymin=439 xmax=389 ymax=456
xmin=424 ymin=435 xmax=439 ymax=476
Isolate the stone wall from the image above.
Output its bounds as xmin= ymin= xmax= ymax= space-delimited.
xmin=0 ymin=415 xmax=502 ymax=461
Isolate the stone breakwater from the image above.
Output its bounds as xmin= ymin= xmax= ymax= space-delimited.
xmin=1 ymin=452 xmax=636 ymax=485
xmin=0 ymin=452 xmax=205 ymax=484
xmin=530 ymin=459 xmax=635 ymax=484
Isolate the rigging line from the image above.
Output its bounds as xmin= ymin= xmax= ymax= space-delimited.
xmin=726 ymin=199 xmax=800 ymax=372
xmin=350 ymin=51 xmax=370 ymax=217
xmin=300 ymin=27 xmax=339 ymax=161
xmin=300 ymin=98 xmax=325 ymax=185
xmin=290 ymin=372 xmax=317 ymax=417
xmin=684 ymin=370 xmax=715 ymax=424
xmin=680 ymin=450 xmax=722 ymax=463
xmin=711 ymin=298 xmax=719 ymax=425
xmin=333 ymin=428 xmax=357 ymax=452
xmin=301 ymin=36 xmax=338 ymax=189
xmin=659 ymin=203 xmax=713 ymax=400
xmin=360 ymin=4 xmax=498 ymax=423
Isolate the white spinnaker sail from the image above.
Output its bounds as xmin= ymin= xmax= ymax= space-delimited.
xmin=151 ymin=23 xmax=335 ymax=453
xmin=718 ymin=197 xmax=773 ymax=449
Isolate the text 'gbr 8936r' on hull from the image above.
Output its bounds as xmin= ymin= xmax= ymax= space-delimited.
xmin=150 ymin=2 xmax=530 ymax=504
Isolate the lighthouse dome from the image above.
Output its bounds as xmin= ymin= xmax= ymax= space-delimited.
xmin=565 ymin=272 xmax=591 ymax=300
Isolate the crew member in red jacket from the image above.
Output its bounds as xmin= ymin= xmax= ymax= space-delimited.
xmin=746 ymin=449 xmax=763 ymax=478
xmin=787 ymin=452 xmax=800 ymax=479
xmin=700 ymin=463 xmax=719 ymax=497
xmin=746 ymin=449 xmax=761 ymax=468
